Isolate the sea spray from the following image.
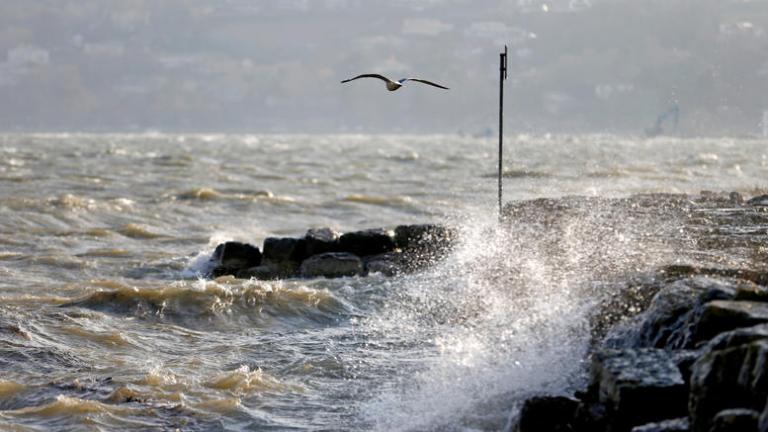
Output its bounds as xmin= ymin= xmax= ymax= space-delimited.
xmin=359 ymin=196 xmax=688 ymax=431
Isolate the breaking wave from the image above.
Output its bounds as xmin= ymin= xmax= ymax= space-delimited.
xmin=60 ymin=279 xmax=349 ymax=329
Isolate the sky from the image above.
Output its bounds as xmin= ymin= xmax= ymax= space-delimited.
xmin=0 ymin=0 xmax=766 ymax=135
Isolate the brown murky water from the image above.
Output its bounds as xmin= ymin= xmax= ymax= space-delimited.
xmin=1 ymin=133 xmax=767 ymax=431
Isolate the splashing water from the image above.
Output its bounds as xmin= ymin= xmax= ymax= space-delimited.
xmin=358 ymin=196 xmax=686 ymax=431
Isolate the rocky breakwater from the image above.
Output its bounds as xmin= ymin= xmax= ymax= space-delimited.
xmin=513 ymin=269 xmax=768 ymax=432
xmin=509 ymin=192 xmax=768 ymax=432
xmin=207 ymin=224 xmax=456 ymax=280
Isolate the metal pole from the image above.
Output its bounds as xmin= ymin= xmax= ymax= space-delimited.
xmin=498 ymin=46 xmax=507 ymax=221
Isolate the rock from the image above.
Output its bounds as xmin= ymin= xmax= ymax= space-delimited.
xmin=747 ymin=194 xmax=768 ymax=206
xmin=394 ymin=224 xmax=455 ymax=251
xmin=338 ymin=229 xmax=395 ymax=257
xmin=590 ymin=348 xmax=687 ymax=431
xmin=709 ymin=408 xmax=758 ymax=432
xmin=364 ymin=253 xmax=401 ymax=276
xmin=394 ymin=224 xmax=456 ymax=270
xmin=735 ymin=285 xmax=768 ymax=302
xmin=689 ymin=335 xmax=768 ymax=432
xmin=760 ymin=399 xmax=768 ymax=432
xmin=692 ymin=301 xmax=768 ymax=345
xmin=671 ymin=349 xmax=702 ymax=386
xmin=659 ymin=266 xmax=768 ymax=286
xmin=628 ymin=277 xmax=736 ymax=349
xmin=706 ymin=323 xmax=768 ymax=352
xmin=630 ymin=418 xmax=690 ymax=432
xmin=304 ymin=228 xmax=340 ymax=257
xmin=512 ymin=395 xmax=579 ymax=432
xmin=210 ymin=242 xmax=262 ymax=276
xmin=299 ymin=252 xmax=363 ymax=278
xmin=262 ymin=237 xmax=307 ymax=263
xmin=729 ymin=192 xmax=743 ymax=205
xmin=212 ymin=241 xmax=262 ymax=268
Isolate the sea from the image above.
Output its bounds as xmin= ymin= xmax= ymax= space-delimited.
xmin=0 ymin=133 xmax=766 ymax=431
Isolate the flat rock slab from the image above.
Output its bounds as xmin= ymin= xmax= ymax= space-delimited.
xmin=630 ymin=417 xmax=690 ymax=432
xmin=693 ymin=300 xmax=768 ymax=344
xmin=299 ymin=252 xmax=363 ymax=278
xmin=591 ymin=348 xmax=687 ymax=430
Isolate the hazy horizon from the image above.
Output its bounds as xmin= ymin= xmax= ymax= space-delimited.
xmin=1 ymin=0 xmax=767 ymax=136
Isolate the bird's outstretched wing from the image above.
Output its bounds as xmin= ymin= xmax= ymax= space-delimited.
xmin=341 ymin=74 xmax=392 ymax=84
xmin=400 ymin=78 xmax=449 ymax=90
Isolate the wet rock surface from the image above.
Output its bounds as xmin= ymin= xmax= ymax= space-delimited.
xmin=513 ymin=396 xmax=579 ymax=432
xmin=209 ymin=241 xmax=262 ymax=277
xmin=299 ymin=252 xmax=363 ymax=278
xmin=508 ymin=192 xmax=768 ymax=432
xmin=208 ymin=224 xmax=455 ymax=280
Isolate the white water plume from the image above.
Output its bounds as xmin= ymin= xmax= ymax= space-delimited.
xmin=360 ymin=198 xmax=684 ymax=431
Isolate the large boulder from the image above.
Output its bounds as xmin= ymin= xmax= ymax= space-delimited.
xmin=394 ymin=224 xmax=455 ymax=251
xmin=304 ymin=228 xmax=340 ymax=257
xmin=299 ymin=252 xmax=363 ymax=278
xmin=590 ymin=348 xmax=688 ymax=432
xmin=210 ymin=242 xmax=262 ymax=276
xmin=338 ymin=229 xmax=395 ymax=257
xmin=394 ymin=224 xmax=456 ymax=269
xmin=262 ymin=237 xmax=306 ymax=263
xmin=624 ymin=277 xmax=736 ymax=350
xmin=691 ymin=300 xmax=768 ymax=345
xmin=363 ymin=253 xmax=401 ymax=276
xmin=689 ymin=324 xmax=768 ymax=432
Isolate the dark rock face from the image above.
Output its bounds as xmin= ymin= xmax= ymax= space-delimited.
xmin=394 ymin=224 xmax=455 ymax=251
xmin=364 ymin=253 xmax=401 ymax=276
xmin=299 ymin=252 xmax=363 ymax=278
xmin=212 ymin=241 xmax=262 ymax=269
xmin=630 ymin=418 xmax=690 ymax=432
xmin=210 ymin=242 xmax=262 ymax=276
xmin=262 ymin=237 xmax=307 ymax=264
xmin=513 ymin=396 xmax=579 ymax=432
xmin=338 ymin=229 xmax=395 ymax=257
xmin=629 ymin=277 xmax=736 ymax=350
xmin=689 ymin=328 xmax=768 ymax=432
xmin=692 ymin=300 xmax=768 ymax=345
xmin=303 ymin=228 xmax=340 ymax=257
xmin=394 ymin=224 xmax=456 ymax=269
xmin=590 ymin=348 xmax=688 ymax=431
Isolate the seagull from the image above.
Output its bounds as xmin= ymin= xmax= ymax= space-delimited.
xmin=340 ymin=74 xmax=449 ymax=91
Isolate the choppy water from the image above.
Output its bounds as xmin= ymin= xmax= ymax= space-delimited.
xmin=1 ymin=133 xmax=767 ymax=431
